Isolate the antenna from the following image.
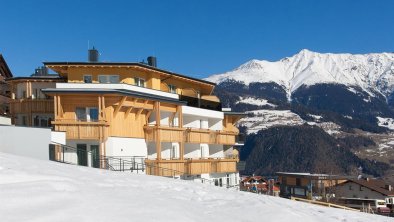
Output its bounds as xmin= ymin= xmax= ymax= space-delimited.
xmin=88 ymin=40 xmax=90 ymax=50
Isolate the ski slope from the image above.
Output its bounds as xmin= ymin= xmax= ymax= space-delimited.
xmin=0 ymin=153 xmax=392 ymax=222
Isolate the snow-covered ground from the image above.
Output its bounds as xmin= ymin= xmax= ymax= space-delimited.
xmin=236 ymin=96 xmax=277 ymax=107
xmin=239 ymin=109 xmax=341 ymax=135
xmin=377 ymin=117 xmax=394 ymax=130
xmin=239 ymin=110 xmax=304 ymax=134
xmin=0 ymin=153 xmax=391 ymax=222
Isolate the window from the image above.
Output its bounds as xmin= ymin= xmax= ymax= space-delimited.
xmin=349 ymin=185 xmax=353 ymax=190
xmin=168 ymin=84 xmax=177 ymax=94
xmin=360 ymin=185 xmax=363 ymax=191
xmin=76 ymin=107 xmax=98 ymax=121
xmin=98 ymin=75 xmax=119 ymax=83
xmin=33 ymin=115 xmax=54 ymax=127
xmin=84 ymin=75 xmax=92 ymax=83
xmin=134 ymin=77 xmax=145 ymax=87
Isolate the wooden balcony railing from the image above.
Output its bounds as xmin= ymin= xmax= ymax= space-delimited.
xmin=52 ymin=119 xmax=109 ymax=140
xmin=144 ymin=126 xmax=185 ymax=143
xmin=145 ymin=158 xmax=238 ymax=176
xmin=185 ymin=128 xmax=237 ymax=145
xmin=144 ymin=125 xmax=238 ymax=145
xmin=10 ymin=99 xmax=54 ymax=114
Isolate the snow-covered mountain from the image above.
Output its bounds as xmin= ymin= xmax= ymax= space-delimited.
xmin=207 ymin=49 xmax=394 ymax=99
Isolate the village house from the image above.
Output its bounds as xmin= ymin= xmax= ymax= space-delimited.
xmin=333 ymin=178 xmax=394 ymax=200
xmin=276 ymin=172 xmax=348 ymax=199
xmin=6 ymin=48 xmax=245 ymax=187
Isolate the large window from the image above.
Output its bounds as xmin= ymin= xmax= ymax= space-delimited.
xmin=76 ymin=107 xmax=99 ymax=121
xmin=134 ymin=77 xmax=146 ymax=87
xmin=98 ymin=75 xmax=119 ymax=83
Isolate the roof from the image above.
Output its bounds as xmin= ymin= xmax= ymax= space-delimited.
xmin=6 ymin=76 xmax=64 ymax=82
xmin=41 ymin=88 xmax=187 ymax=105
xmin=0 ymin=54 xmax=13 ymax=78
xmin=43 ymin=62 xmax=216 ymax=86
xmin=276 ymin=172 xmax=348 ymax=180
xmin=339 ymin=179 xmax=394 ymax=197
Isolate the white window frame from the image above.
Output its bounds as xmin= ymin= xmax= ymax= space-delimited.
xmin=134 ymin=77 xmax=146 ymax=87
xmin=76 ymin=107 xmax=99 ymax=122
xmin=168 ymin=84 xmax=177 ymax=94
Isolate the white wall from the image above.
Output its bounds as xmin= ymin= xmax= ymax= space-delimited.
xmin=183 ymin=115 xmax=201 ymax=128
xmin=183 ymin=115 xmax=222 ymax=130
xmin=209 ymin=119 xmax=222 ymax=130
xmin=106 ymin=137 xmax=147 ymax=157
xmin=199 ymin=172 xmax=239 ymax=187
xmin=51 ymin=131 xmax=66 ymax=145
xmin=147 ymin=142 xmax=156 ymax=159
xmin=209 ymin=144 xmax=224 ymax=158
xmin=0 ymin=116 xmax=11 ymax=125
xmin=0 ymin=125 xmax=51 ymax=160
xmin=146 ymin=142 xmax=179 ymax=160
xmin=184 ymin=143 xmax=201 ymax=159
xmin=182 ymin=106 xmax=223 ymax=119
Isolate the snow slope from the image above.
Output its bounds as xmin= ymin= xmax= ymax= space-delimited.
xmin=206 ymin=49 xmax=394 ymax=98
xmin=0 ymin=153 xmax=391 ymax=222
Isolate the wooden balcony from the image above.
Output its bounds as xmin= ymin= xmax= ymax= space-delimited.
xmin=10 ymin=99 xmax=53 ymax=114
xmin=144 ymin=125 xmax=185 ymax=143
xmin=185 ymin=128 xmax=237 ymax=145
xmin=52 ymin=119 xmax=109 ymax=140
xmin=144 ymin=125 xmax=238 ymax=145
xmin=145 ymin=158 xmax=238 ymax=176
xmin=185 ymin=158 xmax=238 ymax=175
xmin=145 ymin=159 xmax=186 ymax=177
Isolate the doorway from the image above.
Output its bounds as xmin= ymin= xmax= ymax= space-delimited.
xmin=77 ymin=144 xmax=88 ymax=166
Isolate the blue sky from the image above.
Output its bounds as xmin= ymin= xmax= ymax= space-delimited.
xmin=1 ymin=0 xmax=394 ymax=78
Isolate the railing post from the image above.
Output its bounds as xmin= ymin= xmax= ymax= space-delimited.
xmin=62 ymin=145 xmax=65 ymax=163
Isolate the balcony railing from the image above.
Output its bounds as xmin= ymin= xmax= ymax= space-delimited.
xmin=144 ymin=125 xmax=238 ymax=145
xmin=145 ymin=158 xmax=238 ymax=176
xmin=186 ymin=128 xmax=237 ymax=145
xmin=52 ymin=119 xmax=109 ymax=140
xmin=144 ymin=125 xmax=185 ymax=143
xmin=179 ymin=95 xmax=222 ymax=111
xmin=10 ymin=99 xmax=54 ymax=114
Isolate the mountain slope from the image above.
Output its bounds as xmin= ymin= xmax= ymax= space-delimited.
xmin=240 ymin=125 xmax=389 ymax=176
xmin=207 ymin=50 xmax=394 ymax=176
xmin=207 ymin=49 xmax=394 ymax=99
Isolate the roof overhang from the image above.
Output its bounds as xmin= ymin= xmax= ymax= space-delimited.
xmin=43 ymin=62 xmax=216 ymax=87
xmin=0 ymin=54 xmax=13 ymax=78
xmin=41 ymin=88 xmax=187 ymax=105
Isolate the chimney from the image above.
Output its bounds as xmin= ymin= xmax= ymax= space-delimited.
xmin=366 ymin=177 xmax=370 ymax=182
xmin=147 ymin=56 xmax=157 ymax=67
xmin=386 ymin=184 xmax=393 ymax=191
xmin=88 ymin=47 xmax=99 ymax=62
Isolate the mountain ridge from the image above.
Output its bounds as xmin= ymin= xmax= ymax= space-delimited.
xmin=206 ymin=49 xmax=394 ymax=100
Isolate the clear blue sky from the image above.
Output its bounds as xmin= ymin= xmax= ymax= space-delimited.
xmin=1 ymin=0 xmax=394 ymax=78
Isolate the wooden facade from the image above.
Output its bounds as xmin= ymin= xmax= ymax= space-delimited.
xmin=8 ymin=61 xmax=244 ymax=177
